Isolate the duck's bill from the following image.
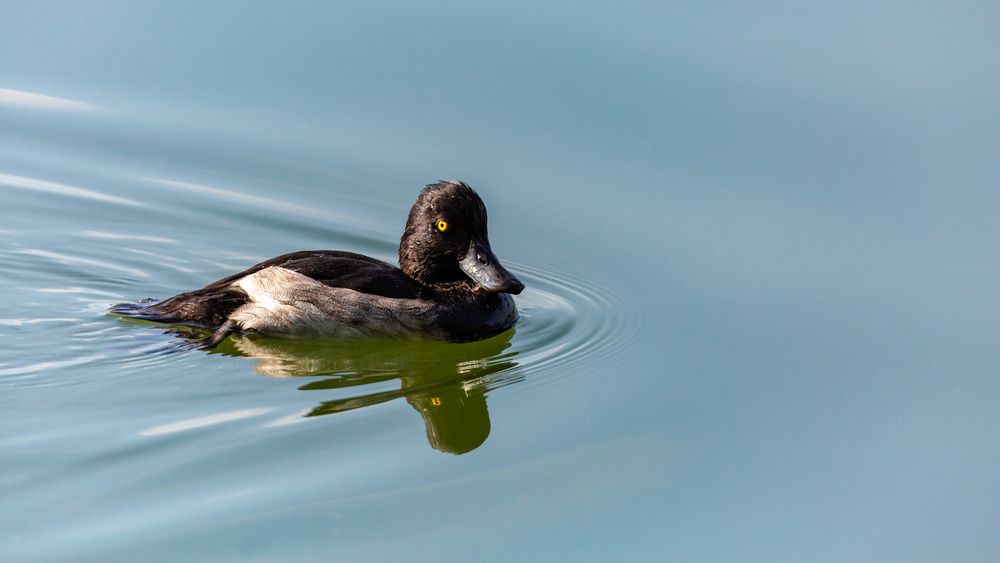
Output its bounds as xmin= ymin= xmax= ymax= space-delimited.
xmin=460 ymin=239 xmax=525 ymax=294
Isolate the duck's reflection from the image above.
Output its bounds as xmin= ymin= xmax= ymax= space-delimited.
xmin=211 ymin=330 xmax=520 ymax=454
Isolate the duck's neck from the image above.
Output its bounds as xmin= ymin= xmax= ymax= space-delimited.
xmin=398 ymin=248 xmax=467 ymax=288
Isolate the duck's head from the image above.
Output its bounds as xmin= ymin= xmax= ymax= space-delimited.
xmin=399 ymin=181 xmax=524 ymax=295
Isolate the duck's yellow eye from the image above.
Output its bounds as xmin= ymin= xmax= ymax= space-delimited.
xmin=436 ymin=220 xmax=449 ymax=232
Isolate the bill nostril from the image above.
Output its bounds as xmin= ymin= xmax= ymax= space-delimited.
xmin=476 ymin=252 xmax=489 ymax=265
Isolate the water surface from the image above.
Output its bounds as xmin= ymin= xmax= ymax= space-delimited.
xmin=2 ymin=2 xmax=999 ymax=561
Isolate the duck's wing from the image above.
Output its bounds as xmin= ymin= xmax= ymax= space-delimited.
xmin=220 ymin=250 xmax=424 ymax=299
xmin=114 ymin=250 xmax=422 ymax=327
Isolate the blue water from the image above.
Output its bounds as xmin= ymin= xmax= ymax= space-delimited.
xmin=2 ymin=2 xmax=999 ymax=561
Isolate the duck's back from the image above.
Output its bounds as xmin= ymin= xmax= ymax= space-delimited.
xmin=113 ymin=250 xmax=423 ymax=328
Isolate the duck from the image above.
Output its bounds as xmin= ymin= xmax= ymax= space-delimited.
xmin=112 ymin=181 xmax=524 ymax=346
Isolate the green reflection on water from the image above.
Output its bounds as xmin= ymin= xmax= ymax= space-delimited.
xmin=211 ymin=330 xmax=520 ymax=455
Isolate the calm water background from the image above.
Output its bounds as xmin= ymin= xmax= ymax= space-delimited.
xmin=2 ymin=2 xmax=999 ymax=561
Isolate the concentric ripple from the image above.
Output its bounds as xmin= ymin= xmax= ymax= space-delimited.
xmin=493 ymin=258 xmax=646 ymax=394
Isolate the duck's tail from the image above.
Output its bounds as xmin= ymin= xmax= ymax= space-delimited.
xmin=110 ymin=288 xmax=247 ymax=329
xmin=110 ymin=294 xmax=246 ymax=349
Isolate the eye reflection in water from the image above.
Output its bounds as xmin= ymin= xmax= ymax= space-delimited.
xmin=204 ymin=329 xmax=521 ymax=455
